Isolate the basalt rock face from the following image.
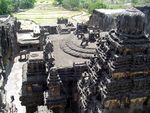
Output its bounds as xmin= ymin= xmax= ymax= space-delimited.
xmin=0 ymin=15 xmax=18 ymax=113
xmin=116 ymin=8 xmax=145 ymax=36
xmin=137 ymin=6 xmax=150 ymax=35
xmin=0 ymin=75 xmax=6 ymax=113
xmin=88 ymin=9 xmax=123 ymax=31
xmin=78 ymin=8 xmax=150 ymax=113
xmin=89 ymin=7 xmax=150 ymax=35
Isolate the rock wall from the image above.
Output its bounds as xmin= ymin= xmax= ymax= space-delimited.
xmin=0 ymin=76 xmax=6 ymax=113
xmin=137 ymin=6 xmax=150 ymax=35
xmin=88 ymin=8 xmax=150 ymax=35
xmin=88 ymin=9 xmax=123 ymax=31
xmin=0 ymin=15 xmax=18 ymax=112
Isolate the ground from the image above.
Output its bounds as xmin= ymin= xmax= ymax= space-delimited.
xmin=4 ymin=57 xmax=26 ymax=113
xmin=14 ymin=0 xmax=90 ymax=25
xmin=48 ymin=34 xmax=88 ymax=68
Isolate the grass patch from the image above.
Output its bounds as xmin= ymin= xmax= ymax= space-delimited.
xmin=13 ymin=0 xmax=83 ymax=24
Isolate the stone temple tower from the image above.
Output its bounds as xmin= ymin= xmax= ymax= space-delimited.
xmin=46 ymin=67 xmax=66 ymax=113
xmin=78 ymin=8 xmax=150 ymax=113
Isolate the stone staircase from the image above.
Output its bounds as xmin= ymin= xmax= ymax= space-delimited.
xmin=60 ymin=39 xmax=95 ymax=59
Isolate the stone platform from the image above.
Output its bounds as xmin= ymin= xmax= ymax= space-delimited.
xmin=60 ymin=34 xmax=96 ymax=59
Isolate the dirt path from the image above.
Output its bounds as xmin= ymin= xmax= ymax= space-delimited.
xmin=71 ymin=11 xmax=89 ymax=23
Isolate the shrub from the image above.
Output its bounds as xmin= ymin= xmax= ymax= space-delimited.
xmin=88 ymin=2 xmax=108 ymax=13
xmin=0 ymin=0 xmax=13 ymax=14
xmin=54 ymin=0 xmax=63 ymax=5
xmin=62 ymin=0 xmax=80 ymax=10
xmin=131 ymin=0 xmax=139 ymax=4
xmin=19 ymin=0 xmax=36 ymax=9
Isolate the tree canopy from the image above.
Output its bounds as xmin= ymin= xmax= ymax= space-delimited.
xmin=0 ymin=0 xmax=36 ymax=15
xmin=53 ymin=0 xmax=150 ymax=12
xmin=0 ymin=0 xmax=13 ymax=14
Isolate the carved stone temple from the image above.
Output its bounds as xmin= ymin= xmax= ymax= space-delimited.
xmin=17 ymin=7 xmax=150 ymax=113
xmin=78 ymin=8 xmax=150 ymax=113
xmin=0 ymin=4 xmax=150 ymax=113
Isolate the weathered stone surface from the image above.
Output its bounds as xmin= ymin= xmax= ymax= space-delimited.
xmin=117 ymin=8 xmax=145 ymax=36
xmin=16 ymin=6 xmax=150 ymax=113
xmin=89 ymin=8 xmax=150 ymax=35
xmin=0 ymin=15 xmax=18 ymax=112
xmin=88 ymin=9 xmax=123 ymax=31
xmin=137 ymin=6 xmax=150 ymax=35
xmin=78 ymin=8 xmax=150 ymax=113
xmin=0 ymin=75 xmax=6 ymax=113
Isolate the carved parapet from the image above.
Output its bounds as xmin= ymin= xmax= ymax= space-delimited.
xmin=112 ymin=72 xmax=127 ymax=78
xmin=111 ymin=71 xmax=150 ymax=79
xmin=117 ymin=8 xmax=145 ymax=36
xmin=104 ymin=99 xmax=120 ymax=109
xmin=130 ymin=97 xmax=147 ymax=105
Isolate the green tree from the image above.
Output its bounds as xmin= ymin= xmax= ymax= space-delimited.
xmin=62 ymin=0 xmax=80 ymax=10
xmin=131 ymin=0 xmax=139 ymax=4
xmin=142 ymin=0 xmax=150 ymax=3
xmin=88 ymin=1 xmax=107 ymax=13
xmin=0 ymin=0 xmax=13 ymax=14
xmin=19 ymin=0 xmax=36 ymax=9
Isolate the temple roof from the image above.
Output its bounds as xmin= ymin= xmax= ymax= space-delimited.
xmin=17 ymin=32 xmax=39 ymax=44
xmin=29 ymin=51 xmax=44 ymax=61
xmin=94 ymin=9 xmax=124 ymax=15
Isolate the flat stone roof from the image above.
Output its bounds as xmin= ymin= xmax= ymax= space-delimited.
xmin=94 ymin=9 xmax=124 ymax=15
xmin=47 ymin=34 xmax=88 ymax=68
xmin=29 ymin=51 xmax=44 ymax=61
xmin=19 ymin=19 xmax=40 ymax=31
xmin=17 ymin=32 xmax=39 ymax=44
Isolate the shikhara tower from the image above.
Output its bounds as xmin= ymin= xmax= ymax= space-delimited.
xmin=78 ymin=8 xmax=150 ymax=113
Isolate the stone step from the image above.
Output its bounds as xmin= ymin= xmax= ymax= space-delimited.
xmin=65 ymin=39 xmax=95 ymax=54
xmin=60 ymin=40 xmax=93 ymax=59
